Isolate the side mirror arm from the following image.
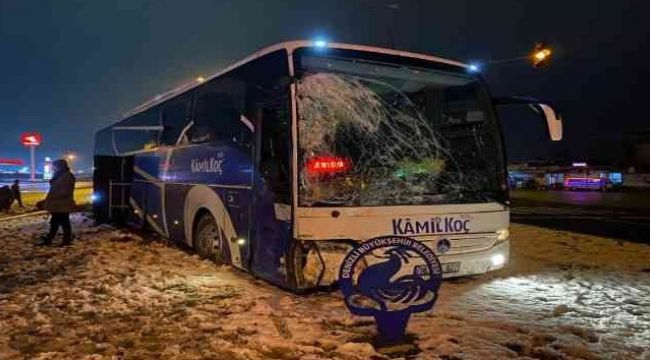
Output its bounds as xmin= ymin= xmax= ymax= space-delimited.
xmin=493 ymin=96 xmax=563 ymax=141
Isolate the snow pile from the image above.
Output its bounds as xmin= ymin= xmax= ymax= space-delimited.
xmin=1 ymin=215 xmax=648 ymax=359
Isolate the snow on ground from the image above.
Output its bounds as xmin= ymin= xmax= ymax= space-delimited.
xmin=0 ymin=215 xmax=648 ymax=359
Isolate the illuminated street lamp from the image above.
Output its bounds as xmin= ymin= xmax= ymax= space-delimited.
xmin=531 ymin=43 xmax=552 ymax=68
xmin=63 ymin=151 xmax=77 ymax=170
xmin=468 ymin=42 xmax=554 ymax=72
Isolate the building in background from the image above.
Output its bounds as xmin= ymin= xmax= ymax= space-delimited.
xmin=508 ymin=161 xmax=623 ymax=191
xmin=43 ymin=157 xmax=53 ymax=180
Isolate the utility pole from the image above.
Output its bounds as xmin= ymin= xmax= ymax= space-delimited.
xmin=30 ymin=145 xmax=35 ymax=181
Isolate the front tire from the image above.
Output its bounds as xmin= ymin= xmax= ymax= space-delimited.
xmin=193 ymin=213 xmax=225 ymax=263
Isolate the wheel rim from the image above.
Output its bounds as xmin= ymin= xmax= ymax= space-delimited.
xmin=196 ymin=218 xmax=222 ymax=260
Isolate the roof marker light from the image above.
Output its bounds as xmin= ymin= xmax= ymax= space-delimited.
xmin=468 ymin=63 xmax=480 ymax=73
xmin=314 ymin=39 xmax=328 ymax=48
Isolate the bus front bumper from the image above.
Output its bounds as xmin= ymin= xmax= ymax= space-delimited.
xmin=438 ymin=239 xmax=510 ymax=278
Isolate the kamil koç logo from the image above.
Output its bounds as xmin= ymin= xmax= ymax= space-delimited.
xmin=339 ymin=236 xmax=443 ymax=343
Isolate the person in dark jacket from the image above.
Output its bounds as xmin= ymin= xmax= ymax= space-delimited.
xmin=0 ymin=185 xmax=14 ymax=212
xmin=11 ymin=180 xmax=23 ymax=207
xmin=36 ymin=159 xmax=77 ymax=246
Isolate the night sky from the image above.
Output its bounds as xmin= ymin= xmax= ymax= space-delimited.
xmin=1 ymin=0 xmax=649 ymax=169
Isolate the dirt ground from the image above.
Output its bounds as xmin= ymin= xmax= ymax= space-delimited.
xmin=0 ymin=214 xmax=648 ymax=360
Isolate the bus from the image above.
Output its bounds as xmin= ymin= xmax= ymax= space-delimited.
xmin=93 ymin=40 xmax=562 ymax=291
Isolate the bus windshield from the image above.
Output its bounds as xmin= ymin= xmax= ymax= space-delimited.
xmin=295 ymin=49 xmax=506 ymax=207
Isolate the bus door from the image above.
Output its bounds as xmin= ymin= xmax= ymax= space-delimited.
xmin=250 ymin=100 xmax=292 ymax=285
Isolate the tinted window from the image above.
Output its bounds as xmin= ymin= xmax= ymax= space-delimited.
xmin=189 ymin=50 xmax=290 ymax=151
xmin=190 ymin=78 xmax=252 ymax=147
xmin=160 ymin=95 xmax=191 ymax=145
xmin=112 ymin=106 xmax=161 ymax=154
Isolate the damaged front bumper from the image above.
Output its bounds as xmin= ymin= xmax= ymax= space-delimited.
xmin=288 ymin=237 xmax=510 ymax=289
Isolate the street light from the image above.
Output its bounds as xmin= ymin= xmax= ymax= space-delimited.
xmin=468 ymin=42 xmax=554 ymax=71
xmin=531 ymin=43 xmax=552 ymax=68
xmin=63 ymin=151 xmax=77 ymax=168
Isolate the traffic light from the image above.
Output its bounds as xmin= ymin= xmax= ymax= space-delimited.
xmin=531 ymin=43 xmax=552 ymax=68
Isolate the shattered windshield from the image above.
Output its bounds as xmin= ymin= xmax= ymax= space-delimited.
xmin=295 ymin=49 xmax=506 ymax=207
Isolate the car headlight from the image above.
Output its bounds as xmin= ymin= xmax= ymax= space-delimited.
xmin=496 ymin=228 xmax=509 ymax=241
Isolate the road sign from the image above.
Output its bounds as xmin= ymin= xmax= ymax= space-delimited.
xmin=21 ymin=132 xmax=42 ymax=146
xmin=20 ymin=132 xmax=42 ymax=180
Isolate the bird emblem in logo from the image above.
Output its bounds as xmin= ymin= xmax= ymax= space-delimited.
xmin=339 ymin=236 xmax=443 ymax=342
xmin=436 ymin=238 xmax=451 ymax=254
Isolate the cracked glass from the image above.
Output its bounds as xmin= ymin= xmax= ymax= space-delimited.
xmin=295 ymin=49 xmax=506 ymax=207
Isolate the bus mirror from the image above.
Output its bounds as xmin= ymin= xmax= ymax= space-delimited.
xmin=530 ymin=103 xmax=562 ymax=141
xmin=494 ymin=97 xmax=563 ymax=141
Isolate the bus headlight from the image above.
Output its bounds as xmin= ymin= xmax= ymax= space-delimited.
xmin=496 ymin=228 xmax=509 ymax=241
xmin=491 ymin=253 xmax=506 ymax=267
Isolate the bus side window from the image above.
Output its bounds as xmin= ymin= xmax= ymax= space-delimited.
xmin=190 ymin=81 xmax=252 ymax=148
xmin=160 ymin=96 xmax=191 ymax=145
xmin=112 ymin=106 xmax=161 ymax=153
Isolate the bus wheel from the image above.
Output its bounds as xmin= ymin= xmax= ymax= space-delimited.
xmin=193 ymin=213 xmax=224 ymax=262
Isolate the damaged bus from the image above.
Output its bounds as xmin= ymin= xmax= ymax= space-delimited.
xmin=93 ymin=41 xmax=562 ymax=290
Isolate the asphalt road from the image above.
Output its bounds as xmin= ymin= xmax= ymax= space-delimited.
xmin=510 ymin=189 xmax=650 ymax=243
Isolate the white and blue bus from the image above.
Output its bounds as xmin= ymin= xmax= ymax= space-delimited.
xmin=94 ymin=41 xmax=562 ymax=290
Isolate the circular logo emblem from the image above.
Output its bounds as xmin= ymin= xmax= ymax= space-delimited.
xmin=339 ymin=236 xmax=443 ymax=342
xmin=436 ymin=238 xmax=451 ymax=254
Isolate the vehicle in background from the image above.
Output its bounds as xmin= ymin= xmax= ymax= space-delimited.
xmin=563 ymin=163 xmax=621 ymax=191
xmin=564 ymin=175 xmax=610 ymax=191
xmin=93 ymin=41 xmax=562 ymax=291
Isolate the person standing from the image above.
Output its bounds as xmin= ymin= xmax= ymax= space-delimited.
xmin=36 ymin=159 xmax=76 ymax=246
xmin=11 ymin=180 xmax=23 ymax=207
xmin=0 ymin=185 xmax=13 ymax=212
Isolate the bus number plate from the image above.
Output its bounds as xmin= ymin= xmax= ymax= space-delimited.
xmin=442 ymin=262 xmax=461 ymax=273
xmin=416 ymin=262 xmax=461 ymax=275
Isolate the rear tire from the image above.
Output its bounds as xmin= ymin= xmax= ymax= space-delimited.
xmin=193 ymin=213 xmax=225 ymax=262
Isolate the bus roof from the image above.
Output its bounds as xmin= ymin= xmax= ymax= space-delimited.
xmin=116 ymin=40 xmax=468 ymax=125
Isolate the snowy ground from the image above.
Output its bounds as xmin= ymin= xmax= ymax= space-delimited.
xmin=0 ymin=214 xmax=648 ymax=359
